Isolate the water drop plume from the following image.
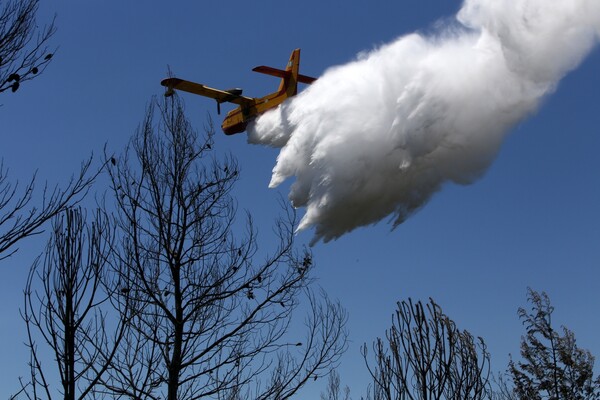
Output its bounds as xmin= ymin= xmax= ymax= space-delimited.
xmin=248 ymin=0 xmax=600 ymax=244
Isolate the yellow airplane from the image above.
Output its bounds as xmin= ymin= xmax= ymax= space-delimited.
xmin=161 ymin=48 xmax=316 ymax=135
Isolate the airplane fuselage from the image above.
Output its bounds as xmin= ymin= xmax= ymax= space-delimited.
xmin=221 ymin=88 xmax=294 ymax=135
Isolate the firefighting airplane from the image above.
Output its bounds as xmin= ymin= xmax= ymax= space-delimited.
xmin=160 ymin=49 xmax=316 ymax=135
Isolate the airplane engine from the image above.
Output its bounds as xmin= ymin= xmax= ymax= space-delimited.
xmin=225 ymin=88 xmax=243 ymax=96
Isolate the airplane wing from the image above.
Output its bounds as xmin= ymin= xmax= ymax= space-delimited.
xmin=161 ymin=77 xmax=255 ymax=106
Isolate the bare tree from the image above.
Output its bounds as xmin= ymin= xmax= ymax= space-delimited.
xmin=19 ymin=207 xmax=126 ymax=400
xmin=97 ymin=95 xmax=347 ymax=400
xmin=0 ymin=0 xmax=55 ymax=94
xmin=505 ymin=288 xmax=600 ymax=400
xmin=0 ymin=157 xmax=96 ymax=260
xmin=321 ymin=370 xmax=351 ymax=400
xmin=0 ymin=1 xmax=96 ymax=260
xmin=362 ymin=298 xmax=491 ymax=400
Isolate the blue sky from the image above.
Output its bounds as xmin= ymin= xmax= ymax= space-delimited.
xmin=1 ymin=1 xmax=599 ymax=398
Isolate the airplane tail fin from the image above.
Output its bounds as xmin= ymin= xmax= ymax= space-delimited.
xmin=252 ymin=49 xmax=316 ymax=97
xmin=280 ymin=48 xmax=300 ymax=95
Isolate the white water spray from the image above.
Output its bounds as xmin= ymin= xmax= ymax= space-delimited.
xmin=248 ymin=0 xmax=600 ymax=244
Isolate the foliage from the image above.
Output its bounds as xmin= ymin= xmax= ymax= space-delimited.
xmin=506 ymin=288 xmax=600 ymax=400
